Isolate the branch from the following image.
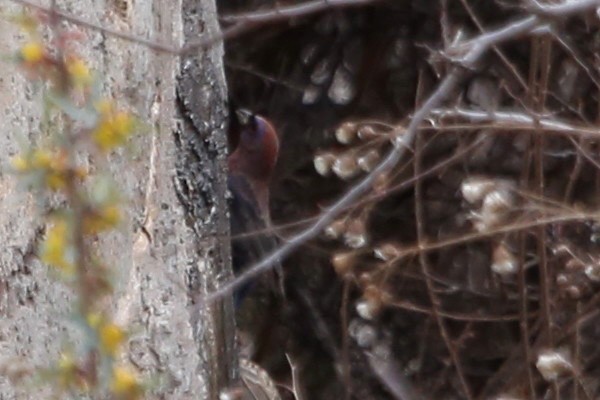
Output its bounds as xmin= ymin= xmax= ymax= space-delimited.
xmin=10 ymin=0 xmax=181 ymax=54
xmin=220 ymin=0 xmax=377 ymax=24
xmin=430 ymin=108 xmax=600 ymax=138
xmin=529 ymin=0 xmax=600 ymax=16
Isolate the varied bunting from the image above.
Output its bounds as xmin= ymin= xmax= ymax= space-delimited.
xmin=228 ymin=109 xmax=280 ymax=306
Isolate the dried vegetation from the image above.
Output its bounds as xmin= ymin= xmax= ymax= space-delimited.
xmin=222 ymin=1 xmax=600 ymax=399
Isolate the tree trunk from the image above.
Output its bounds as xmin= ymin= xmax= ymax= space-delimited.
xmin=0 ymin=1 xmax=234 ymax=399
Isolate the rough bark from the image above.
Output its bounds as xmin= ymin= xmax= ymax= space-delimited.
xmin=0 ymin=0 xmax=233 ymax=399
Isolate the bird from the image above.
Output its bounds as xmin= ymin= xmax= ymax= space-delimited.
xmin=227 ymin=109 xmax=280 ymax=306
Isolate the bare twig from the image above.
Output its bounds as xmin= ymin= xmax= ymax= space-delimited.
xmin=220 ymin=0 xmax=376 ymax=24
xmin=529 ymin=0 xmax=600 ymax=16
xmin=430 ymin=108 xmax=600 ymax=138
xmin=414 ymin=86 xmax=472 ymax=399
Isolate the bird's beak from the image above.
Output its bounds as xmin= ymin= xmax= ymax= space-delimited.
xmin=235 ymin=109 xmax=254 ymax=126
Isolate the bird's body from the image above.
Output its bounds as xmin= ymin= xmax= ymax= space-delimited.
xmin=227 ymin=110 xmax=280 ymax=306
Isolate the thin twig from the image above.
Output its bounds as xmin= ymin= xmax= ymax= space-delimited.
xmin=220 ymin=0 xmax=376 ymax=24
xmin=414 ymin=96 xmax=473 ymax=399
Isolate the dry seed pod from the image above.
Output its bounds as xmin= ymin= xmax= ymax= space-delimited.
xmin=491 ymin=242 xmax=517 ymax=276
xmin=348 ymin=319 xmax=377 ymax=348
xmin=324 ymin=219 xmax=346 ymax=240
xmin=566 ymin=258 xmax=584 ymax=271
xmin=357 ymin=125 xmax=377 ymax=141
xmin=335 ymin=121 xmax=358 ymax=144
xmin=482 ymin=188 xmax=514 ymax=214
xmin=358 ymin=272 xmax=374 ymax=287
xmin=551 ymin=244 xmax=571 ymax=256
xmin=313 ymin=152 xmax=336 ymax=176
xmin=357 ymin=149 xmax=380 ymax=172
xmin=373 ymin=172 xmax=390 ymax=194
xmin=473 ymin=210 xmax=503 ymax=233
xmin=356 ymin=298 xmax=381 ymax=320
xmin=373 ymin=242 xmax=402 ymax=261
xmin=332 ymin=154 xmax=360 ymax=180
xmin=536 ymin=349 xmax=572 ymax=381
xmin=357 ymin=284 xmax=386 ymax=320
xmin=461 ymin=177 xmax=497 ymax=204
xmin=585 ymin=263 xmax=600 ymax=282
xmin=331 ymin=251 xmax=357 ymax=276
xmin=474 ymin=188 xmax=515 ymax=232
xmin=556 ymin=273 xmax=569 ymax=286
xmin=344 ymin=219 xmax=368 ymax=248
xmin=566 ymin=285 xmax=581 ymax=299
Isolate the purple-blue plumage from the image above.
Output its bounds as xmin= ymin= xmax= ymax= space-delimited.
xmin=228 ymin=110 xmax=280 ymax=305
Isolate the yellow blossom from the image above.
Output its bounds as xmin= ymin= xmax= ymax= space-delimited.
xmin=11 ymin=149 xmax=77 ymax=190
xmin=111 ymin=366 xmax=142 ymax=399
xmin=57 ymin=352 xmax=76 ymax=388
xmin=10 ymin=155 xmax=28 ymax=172
xmin=13 ymin=13 xmax=39 ymax=35
xmin=67 ymin=57 xmax=92 ymax=86
xmin=86 ymin=312 xmax=102 ymax=329
xmin=83 ymin=204 xmax=121 ymax=234
xmin=40 ymin=220 xmax=74 ymax=273
xmin=20 ymin=41 xmax=45 ymax=64
xmin=92 ymin=100 xmax=135 ymax=151
xmin=100 ymin=323 xmax=126 ymax=357
xmin=57 ymin=352 xmax=88 ymax=390
xmin=94 ymin=99 xmax=113 ymax=115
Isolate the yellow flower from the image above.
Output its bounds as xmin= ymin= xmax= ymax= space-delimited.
xmin=20 ymin=41 xmax=45 ymax=64
xmin=91 ymin=100 xmax=135 ymax=151
xmin=86 ymin=312 xmax=102 ymax=329
xmin=40 ymin=220 xmax=74 ymax=273
xmin=13 ymin=13 xmax=39 ymax=35
xmin=83 ymin=204 xmax=121 ymax=234
xmin=57 ymin=352 xmax=76 ymax=388
xmin=57 ymin=352 xmax=88 ymax=390
xmin=10 ymin=155 xmax=28 ymax=172
xmin=11 ymin=149 xmax=76 ymax=190
xmin=100 ymin=323 xmax=126 ymax=357
xmin=111 ymin=366 xmax=142 ymax=399
xmin=67 ymin=57 xmax=92 ymax=86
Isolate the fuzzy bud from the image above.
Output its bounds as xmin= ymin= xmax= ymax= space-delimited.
xmin=332 ymin=154 xmax=360 ymax=180
xmin=373 ymin=243 xmax=402 ymax=261
xmin=585 ymin=263 xmax=600 ymax=282
xmin=314 ymin=152 xmax=336 ymax=176
xmin=324 ymin=219 xmax=346 ymax=240
xmin=461 ymin=177 xmax=496 ymax=204
xmin=491 ymin=242 xmax=517 ymax=276
xmin=357 ymin=149 xmax=380 ymax=172
xmin=357 ymin=285 xmax=385 ymax=320
xmin=335 ymin=122 xmax=358 ymax=144
xmin=348 ymin=319 xmax=377 ymax=348
xmin=536 ymin=349 xmax=572 ymax=381
xmin=357 ymin=125 xmax=377 ymax=141
xmin=344 ymin=219 xmax=368 ymax=248
xmin=373 ymin=172 xmax=389 ymax=194
xmin=566 ymin=285 xmax=581 ymax=299
xmin=474 ymin=188 xmax=515 ymax=232
xmin=482 ymin=189 xmax=514 ymax=214
xmin=356 ymin=298 xmax=380 ymax=320
xmin=331 ymin=251 xmax=357 ymax=277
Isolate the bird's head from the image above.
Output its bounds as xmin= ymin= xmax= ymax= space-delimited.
xmin=228 ymin=109 xmax=279 ymax=182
